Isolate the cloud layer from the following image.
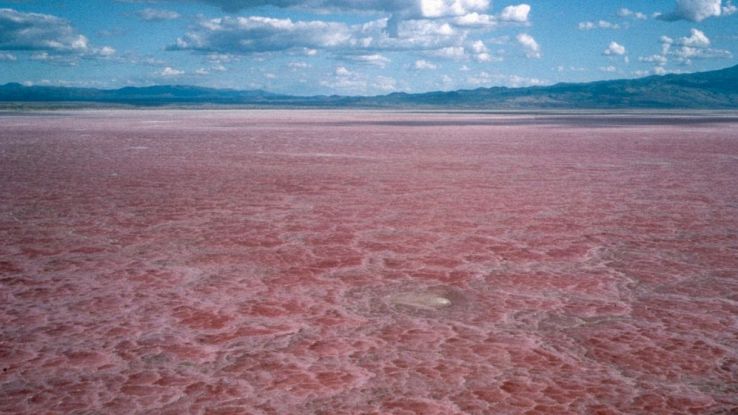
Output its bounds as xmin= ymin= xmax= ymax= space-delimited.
xmin=193 ymin=0 xmax=489 ymax=17
xmin=136 ymin=8 xmax=181 ymax=21
xmin=0 ymin=8 xmax=114 ymax=59
xmin=169 ymin=4 xmax=534 ymax=61
xmin=639 ymin=28 xmax=732 ymax=74
xmin=658 ymin=0 xmax=733 ymax=22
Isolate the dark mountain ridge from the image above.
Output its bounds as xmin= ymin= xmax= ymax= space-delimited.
xmin=2 ymin=64 xmax=737 ymax=108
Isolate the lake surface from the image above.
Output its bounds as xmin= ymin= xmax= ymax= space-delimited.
xmin=1 ymin=110 xmax=737 ymax=414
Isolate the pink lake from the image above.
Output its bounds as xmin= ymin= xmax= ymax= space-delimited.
xmin=1 ymin=110 xmax=737 ymax=414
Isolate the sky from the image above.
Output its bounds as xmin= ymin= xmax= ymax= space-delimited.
xmin=0 ymin=0 xmax=736 ymax=96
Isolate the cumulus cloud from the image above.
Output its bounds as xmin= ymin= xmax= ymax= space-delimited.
xmin=724 ymin=0 xmax=738 ymax=14
xmin=158 ymin=66 xmax=185 ymax=76
xmin=603 ymin=41 xmax=626 ymax=56
xmin=658 ymin=0 xmax=726 ymax=22
xmin=671 ymin=29 xmax=732 ymax=61
xmin=638 ymin=28 xmax=731 ymax=73
xmin=418 ymin=0 xmax=490 ymax=18
xmin=335 ymin=65 xmax=351 ymax=76
xmin=679 ymin=28 xmax=710 ymax=47
xmin=452 ymin=3 xmax=530 ymax=27
xmin=189 ymin=0 xmax=536 ymax=30
xmin=428 ymin=45 xmax=465 ymax=59
xmin=618 ymin=8 xmax=648 ymax=19
xmin=288 ymin=61 xmax=311 ymax=69
xmin=466 ymin=71 xmax=545 ymax=87
xmin=164 ymin=0 xmax=532 ymax=68
xmin=639 ymin=54 xmax=668 ymax=65
xmin=320 ymin=65 xmax=396 ymax=94
xmin=345 ymin=53 xmax=391 ymax=67
xmin=136 ymin=8 xmax=181 ymax=21
xmin=469 ymin=39 xmax=494 ymax=62
xmin=0 ymin=8 xmax=91 ymax=53
xmin=98 ymin=46 xmax=116 ymax=57
xmin=169 ymin=16 xmax=352 ymax=53
xmin=0 ymin=8 xmax=115 ymax=64
xmin=578 ymin=20 xmax=620 ymax=30
xmin=170 ymin=15 xmax=466 ymax=55
xmin=414 ymin=59 xmax=437 ymax=69
xmin=453 ymin=12 xmax=496 ymax=27
xmin=191 ymin=0 xmax=490 ymax=18
xmin=499 ymin=4 xmax=530 ymax=22
xmin=515 ymin=33 xmax=540 ymax=58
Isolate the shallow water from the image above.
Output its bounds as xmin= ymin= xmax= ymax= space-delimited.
xmin=1 ymin=110 xmax=737 ymax=414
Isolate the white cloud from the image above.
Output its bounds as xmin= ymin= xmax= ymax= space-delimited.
xmin=170 ymin=15 xmax=465 ymax=56
xmin=195 ymin=0 xmax=493 ymax=19
xmin=637 ymin=28 xmax=731 ymax=74
xmin=207 ymin=53 xmax=237 ymax=63
xmin=98 ymin=46 xmax=116 ymax=57
xmin=453 ymin=4 xmax=530 ymax=27
xmin=414 ymin=59 xmax=438 ymax=69
xmin=429 ymin=46 xmax=466 ymax=59
xmin=618 ymin=8 xmax=648 ymax=19
xmin=454 ymin=12 xmax=496 ymax=27
xmin=639 ymin=54 xmax=668 ymax=65
xmin=0 ymin=52 xmax=17 ymax=61
xmin=0 ymin=8 xmax=112 ymax=59
xmin=470 ymin=40 xmax=487 ymax=54
xmin=335 ymin=65 xmax=351 ymax=76
xmin=418 ymin=0 xmax=490 ymax=18
xmin=599 ymin=65 xmax=617 ymax=72
xmin=467 ymin=71 xmax=545 ymax=87
xmin=603 ymin=41 xmax=626 ymax=56
xmin=724 ymin=0 xmax=738 ymax=14
xmin=346 ymin=53 xmax=391 ymax=67
xmin=578 ymin=20 xmax=620 ymax=30
xmin=469 ymin=39 xmax=494 ymax=62
xmin=516 ymin=33 xmax=540 ymax=58
xmin=556 ymin=65 xmax=586 ymax=72
xmin=167 ymin=0 xmax=533 ymax=61
xmin=159 ymin=66 xmax=184 ymax=76
xmin=136 ymin=8 xmax=181 ymax=21
xmin=679 ymin=28 xmax=710 ymax=47
xmin=320 ymin=67 xmax=397 ymax=95
xmin=659 ymin=0 xmax=724 ymax=22
xmin=288 ymin=61 xmax=311 ymax=69
xmin=170 ymin=16 xmax=352 ymax=53
xmin=499 ymin=4 xmax=530 ymax=23
xmin=670 ymin=29 xmax=730 ymax=62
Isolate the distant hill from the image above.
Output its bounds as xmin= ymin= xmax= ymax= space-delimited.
xmin=2 ymin=64 xmax=738 ymax=108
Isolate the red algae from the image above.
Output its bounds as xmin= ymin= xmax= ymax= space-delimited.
xmin=1 ymin=109 xmax=737 ymax=414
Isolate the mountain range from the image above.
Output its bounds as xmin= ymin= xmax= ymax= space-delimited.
xmin=2 ymin=64 xmax=737 ymax=109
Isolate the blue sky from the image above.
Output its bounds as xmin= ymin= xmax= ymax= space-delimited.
xmin=0 ymin=0 xmax=736 ymax=95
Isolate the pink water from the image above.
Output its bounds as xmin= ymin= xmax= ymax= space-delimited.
xmin=1 ymin=110 xmax=737 ymax=414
